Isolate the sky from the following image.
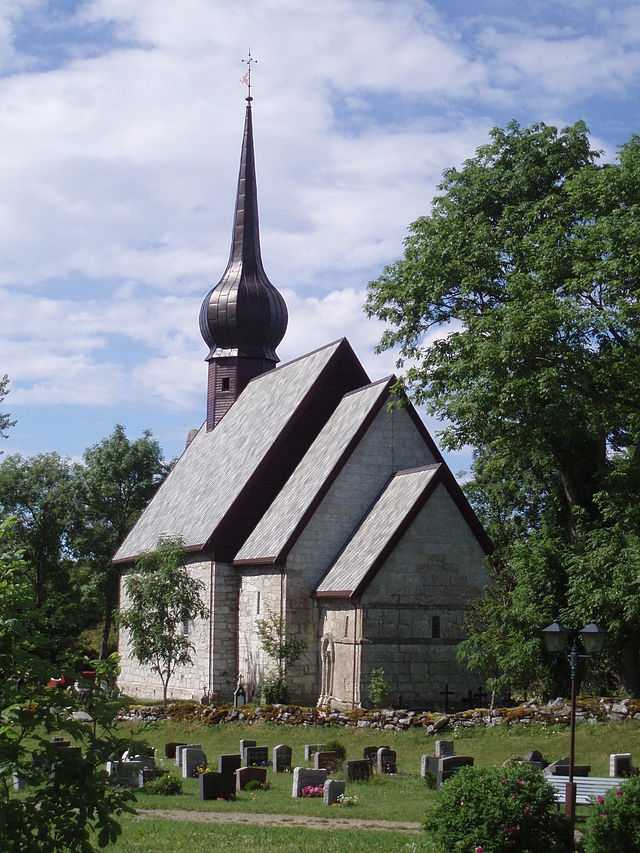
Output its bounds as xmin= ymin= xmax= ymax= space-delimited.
xmin=0 ymin=0 xmax=638 ymax=476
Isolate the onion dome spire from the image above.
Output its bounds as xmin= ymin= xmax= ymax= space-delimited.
xmin=199 ymin=98 xmax=288 ymax=362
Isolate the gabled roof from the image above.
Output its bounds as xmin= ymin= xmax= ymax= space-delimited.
xmin=315 ymin=464 xmax=492 ymax=599
xmin=234 ymin=376 xmax=395 ymax=565
xmin=113 ymin=338 xmax=368 ymax=564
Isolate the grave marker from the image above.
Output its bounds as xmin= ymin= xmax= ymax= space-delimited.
xmin=435 ymin=740 xmax=454 ymax=758
xmin=245 ymin=746 xmax=269 ymax=767
xmin=273 ymin=744 xmax=292 ymax=773
xmin=218 ymin=754 xmax=242 ymax=776
xmin=344 ymin=759 xmax=372 ymax=781
xmin=240 ymin=739 xmax=256 ymax=762
xmin=235 ymin=766 xmax=267 ymax=791
xmin=314 ymin=751 xmax=340 ymax=773
xmin=610 ymin=753 xmax=633 ymax=778
xmin=377 ymin=747 xmax=397 ymax=774
xmin=199 ymin=771 xmax=235 ymax=801
xmin=304 ymin=743 xmax=325 ymax=761
xmin=292 ymin=767 xmax=327 ymax=797
xmin=323 ymin=779 xmax=345 ymax=805
xmin=182 ymin=747 xmax=207 ymax=779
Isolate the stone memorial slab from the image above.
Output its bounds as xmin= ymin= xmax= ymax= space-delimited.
xmin=377 ymin=748 xmax=397 ymax=774
xmin=547 ymin=757 xmax=590 ymax=777
xmin=364 ymin=745 xmax=389 ymax=764
xmin=235 ymin=766 xmax=267 ymax=791
xmin=182 ymin=747 xmax=207 ymax=779
xmin=323 ymin=779 xmax=345 ymax=805
xmin=344 ymin=759 xmax=372 ymax=782
xmin=218 ymin=753 xmax=242 ymax=776
xmin=292 ymin=767 xmax=328 ymax=797
xmin=436 ymin=755 xmax=474 ymax=789
xmin=273 ymin=744 xmax=292 ymax=773
xmin=165 ymin=742 xmax=182 ymax=759
xmin=107 ymin=760 xmax=145 ymax=788
xmin=610 ymin=753 xmax=633 ymax=778
xmin=304 ymin=743 xmax=325 ymax=761
xmin=522 ymin=749 xmax=546 ymax=771
xmin=435 ymin=740 xmax=454 ymax=758
xmin=199 ymin=771 xmax=235 ymax=800
xmin=314 ymin=751 xmax=340 ymax=773
xmin=176 ymin=743 xmax=200 ymax=768
xmin=245 ymin=746 xmax=269 ymax=767
xmin=240 ymin=739 xmax=256 ymax=762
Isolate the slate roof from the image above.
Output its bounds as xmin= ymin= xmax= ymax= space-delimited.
xmin=315 ymin=464 xmax=492 ymax=598
xmin=113 ymin=339 xmax=351 ymax=563
xmin=234 ymin=376 xmax=394 ymax=565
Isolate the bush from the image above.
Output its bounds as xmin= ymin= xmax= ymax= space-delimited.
xmin=260 ymin=671 xmax=291 ymax=705
xmin=583 ymin=776 xmax=640 ymax=853
xmin=368 ymin=668 xmax=388 ymax=708
xmin=426 ymin=764 xmax=571 ymax=853
xmin=141 ymin=774 xmax=183 ymax=796
xmin=324 ymin=738 xmax=347 ymax=760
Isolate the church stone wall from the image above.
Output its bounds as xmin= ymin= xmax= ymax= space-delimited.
xmin=358 ymin=482 xmax=489 ymax=709
xmin=285 ymin=405 xmax=432 ymax=704
xmin=117 ymin=555 xmax=212 ymax=702
xmin=237 ymin=568 xmax=286 ymax=701
xmin=210 ymin=560 xmax=240 ymax=701
xmin=317 ymin=604 xmax=362 ymax=709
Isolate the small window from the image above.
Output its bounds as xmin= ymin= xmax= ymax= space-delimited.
xmin=222 ymin=377 xmax=230 ymax=391
xmin=256 ymin=591 xmax=261 ymax=615
xmin=182 ymin=620 xmax=190 ymax=637
xmin=431 ymin=615 xmax=441 ymax=639
xmin=344 ymin=616 xmax=349 ymax=637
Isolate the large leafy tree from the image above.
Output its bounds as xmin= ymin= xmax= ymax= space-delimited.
xmin=366 ymin=121 xmax=640 ymax=694
xmin=118 ymin=536 xmax=209 ymax=704
xmin=72 ymin=424 xmax=166 ymax=659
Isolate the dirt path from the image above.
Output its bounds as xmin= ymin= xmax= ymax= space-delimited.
xmin=135 ymin=808 xmax=421 ymax=834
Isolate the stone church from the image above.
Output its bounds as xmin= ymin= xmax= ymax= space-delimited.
xmin=113 ymin=97 xmax=491 ymax=710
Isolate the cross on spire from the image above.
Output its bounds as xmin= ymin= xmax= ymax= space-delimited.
xmin=241 ymin=49 xmax=257 ymax=102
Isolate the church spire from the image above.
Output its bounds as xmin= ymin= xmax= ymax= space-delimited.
xmin=199 ymin=89 xmax=288 ymax=430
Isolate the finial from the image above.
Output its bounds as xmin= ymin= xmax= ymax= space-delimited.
xmin=241 ymin=49 xmax=257 ymax=102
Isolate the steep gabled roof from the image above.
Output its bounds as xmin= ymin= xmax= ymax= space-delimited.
xmin=113 ymin=338 xmax=369 ymax=564
xmin=234 ymin=376 xmax=395 ymax=565
xmin=315 ymin=464 xmax=492 ymax=599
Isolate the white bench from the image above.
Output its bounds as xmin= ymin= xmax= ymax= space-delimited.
xmin=547 ymin=775 xmax=628 ymax=805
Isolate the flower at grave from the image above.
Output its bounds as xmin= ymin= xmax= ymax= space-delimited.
xmin=301 ymin=784 xmax=324 ymax=798
xmin=597 ymin=794 xmax=605 ymax=804
xmin=616 ymin=789 xmax=623 ymax=797
xmin=524 ymin=806 xmax=532 ymax=814
xmin=509 ymin=826 xmax=517 ymax=837
xmin=513 ymin=792 xmax=518 ymax=799
xmin=474 ymin=847 xmax=484 ymax=853
xmin=519 ymin=779 xmax=526 ymax=785
xmin=600 ymin=811 xmax=606 ymax=817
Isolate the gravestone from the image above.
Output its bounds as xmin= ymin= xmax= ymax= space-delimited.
xmin=165 ymin=742 xmax=183 ymax=759
xmin=199 ymin=771 xmax=235 ymax=801
xmin=344 ymin=759 xmax=373 ymax=781
xmin=522 ymin=750 xmax=547 ymax=771
xmin=304 ymin=743 xmax=325 ymax=761
xmin=292 ymin=767 xmax=328 ymax=797
xmin=435 ymin=740 xmax=454 ymax=758
xmin=421 ymin=755 xmax=438 ymax=779
xmin=107 ymin=760 xmax=145 ymax=788
xmin=364 ymin=745 xmax=389 ymax=765
xmin=245 ymin=746 xmax=269 ymax=767
xmin=240 ymin=739 xmax=256 ymax=762
xmin=323 ymin=779 xmax=345 ymax=805
xmin=182 ymin=747 xmax=208 ymax=779
xmin=176 ymin=744 xmax=200 ymax=768
xmin=436 ymin=755 xmax=474 ymax=789
xmin=546 ymin=757 xmax=590 ymax=777
xmin=314 ymin=751 xmax=340 ymax=773
xmin=377 ymin=747 xmax=397 ymax=774
xmin=273 ymin=744 xmax=292 ymax=773
xmin=610 ymin=753 xmax=633 ymax=777
xmin=218 ymin=754 xmax=242 ymax=776
xmin=235 ymin=766 xmax=267 ymax=791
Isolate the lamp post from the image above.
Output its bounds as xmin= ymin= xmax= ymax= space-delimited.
xmin=542 ymin=619 xmax=606 ymax=838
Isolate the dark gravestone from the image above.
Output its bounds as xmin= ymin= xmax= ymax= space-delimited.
xmin=165 ymin=742 xmax=182 ymax=759
xmin=547 ymin=756 xmax=590 ymax=777
xmin=323 ymin=779 xmax=345 ymax=805
xmin=304 ymin=743 xmax=325 ymax=761
xmin=235 ymin=766 xmax=267 ymax=792
xmin=344 ymin=759 xmax=373 ymax=782
xmin=436 ymin=755 xmax=474 ymax=789
xmin=292 ymin=767 xmax=328 ymax=797
xmin=610 ymin=753 xmax=633 ymax=777
xmin=273 ymin=744 xmax=292 ymax=773
xmin=314 ymin=751 xmax=340 ymax=773
xmin=245 ymin=746 xmax=269 ymax=767
xmin=435 ymin=740 xmax=454 ymax=758
xmin=218 ymin=754 xmax=242 ymax=776
xmin=377 ymin=748 xmax=397 ymax=774
xmin=363 ymin=745 xmax=389 ymax=765
xmin=240 ymin=739 xmax=257 ymax=762
xmin=199 ymin=771 xmax=235 ymax=800
xmin=522 ymin=749 xmax=547 ymax=771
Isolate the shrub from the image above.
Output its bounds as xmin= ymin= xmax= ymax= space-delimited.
xmin=324 ymin=738 xmax=347 ymax=760
xmin=426 ymin=763 xmax=571 ymax=853
xmin=368 ymin=668 xmax=388 ymax=708
xmin=141 ymin=774 xmax=183 ymax=796
xmin=259 ymin=671 xmax=291 ymax=705
xmin=583 ymin=776 xmax=640 ymax=853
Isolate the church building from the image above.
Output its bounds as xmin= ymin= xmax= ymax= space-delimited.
xmin=113 ymin=96 xmax=491 ymax=710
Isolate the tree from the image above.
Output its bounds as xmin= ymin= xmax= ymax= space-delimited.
xmin=72 ymin=424 xmax=167 ymax=659
xmin=0 ymin=374 xmax=16 ymax=451
xmin=118 ymin=536 xmax=209 ymax=704
xmin=256 ymin=609 xmax=308 ymax=704
xmin=0 ymin=518 xmax=135 ymax=851
xmin=366 ymin=121 xmax=640 ymax=693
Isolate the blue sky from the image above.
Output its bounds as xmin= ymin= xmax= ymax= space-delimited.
xmin=1 ymin=0 xmax=639 ymax=476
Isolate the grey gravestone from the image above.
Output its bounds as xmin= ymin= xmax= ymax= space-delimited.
xmin=245 ymin=746 xmax=269 ymax=767
xmin=292 ymin=767 xmax=328 ymax=797
xmin=435 ymin=740 xmax=454 ymax=758
xmin=436 ymin=755 xmax=474 ymax=789
xmin=304 ymin=743 xmax=325 ymax=761
xmin=176 ymin=743 xmax=200 ymax=768
xmin=235 ymin=766 xmax=267 ymax=791
xmin=610 ymin=753 xmax=633 ymax=777
xmin=344 ymin=759 xmax=372 ymax=782
xmin=364 ymin=745 xmax=389 ymax=764
xmin=219 ymin=754 xmax=242 ymax=776
xmin=522 ymin=749 xmax=547 ymax=771
xmin=377 ymin=747 xmax=397 ymax=774
xmin=199 ymin=771 xmax=235 ymax=800
xmin=314 ymin=751 xmax=340 ymax=773
xmin=547 ymin=757 xmax=590 ymax=777
xmin=273 ymin=744 xmax=292 ymax=773
xmin=240 ymin=739 xmax=257 ymax=762
xmin=323 ymin=779 xmax=345 ymax=805
xmin=182 ymin=747 xmax=207 ymax=779
xmin=107 ymin=760 xmax=145 ymax=788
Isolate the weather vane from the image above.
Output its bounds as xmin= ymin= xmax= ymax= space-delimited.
xmin=241 ymin=49 xmax=256 ymax=101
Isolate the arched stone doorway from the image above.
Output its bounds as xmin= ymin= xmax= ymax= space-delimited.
xmin=318 ymin=635 xmax=335 ymax=705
